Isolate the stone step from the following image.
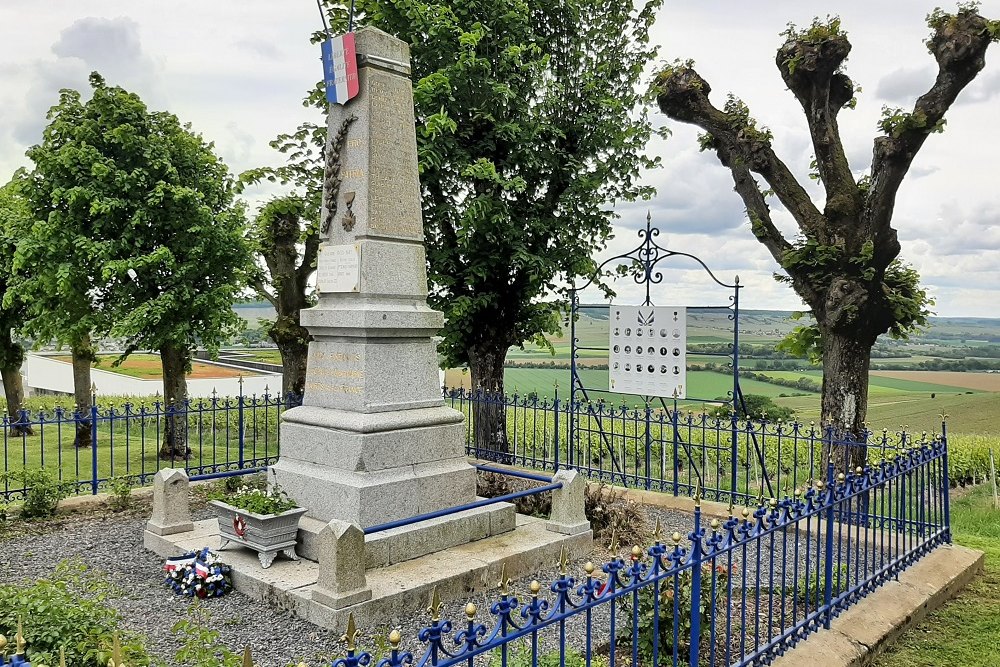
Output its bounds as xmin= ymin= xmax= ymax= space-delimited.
xmin=144 ymin=514 xmax=592 ymax=631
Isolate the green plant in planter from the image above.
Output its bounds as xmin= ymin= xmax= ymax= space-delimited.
xmin=209 ymin=476 xmax=297 ymax=515
xmin=618 ymin=563 xmax=730 ymax=662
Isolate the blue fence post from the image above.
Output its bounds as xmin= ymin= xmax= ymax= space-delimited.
xmin=688 ymin=499 xmax=703 ymax=666
xmin=644 ymin=404 xmax=652 ymax=491
xmin=90 ymin=388 xmax=99 ymax=496
xmin=237 ymin=375 xmax=246 ymax=469
xmin=823 ymin=459 xmax=835 ymax=629
xmin=672 ymin=408 xmax=680 ymax=497
xmin=941 ymin=420 xmax=951 ymax=543
xmin=553 ymin=384 xmax=560 ymax=473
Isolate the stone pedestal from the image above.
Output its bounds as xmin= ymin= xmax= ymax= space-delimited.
xmin=270 ymin=27 xmax=476 ymax=530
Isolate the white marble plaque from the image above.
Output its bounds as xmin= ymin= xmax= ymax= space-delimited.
xmin=317 ymin=243 xmax=362 ymax=293
xmin=608 ymin=305 xmax=687 ymax=398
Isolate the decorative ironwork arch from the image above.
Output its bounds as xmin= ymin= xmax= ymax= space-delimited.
xmin=566 ymin=212 xmax=773 ymax=497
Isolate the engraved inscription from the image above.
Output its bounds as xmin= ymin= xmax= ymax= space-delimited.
xmin=368 ymin=74 xmax=422 ymax=238
xmin=306 ymin=350 xmax=365 ymax=396
xmin=316 ymin=243 xmax=361 ymax=293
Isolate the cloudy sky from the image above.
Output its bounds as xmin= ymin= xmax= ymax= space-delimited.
xmin=1 ymin=1 xmax=998 ymax=317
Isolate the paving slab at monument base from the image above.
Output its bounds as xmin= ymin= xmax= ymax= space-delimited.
xmin=144 ymin=513 xmax=593 ymax=630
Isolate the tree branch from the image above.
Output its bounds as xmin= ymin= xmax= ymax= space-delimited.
xmin=655 ymin=66 xmax=827 ymax=239
xmin=776 ymin=32 xmax=860 ymax=220
xmin=865 ymin=10 xmax=998 ymax=266
xmin=252 ymin=279 xmax=279 ymax=309
xmin=297 ymin=226 xmax=319 ymax=294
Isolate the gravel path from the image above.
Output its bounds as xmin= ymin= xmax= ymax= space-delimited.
xmin=0 ymin=499 xmax=890 ymax=667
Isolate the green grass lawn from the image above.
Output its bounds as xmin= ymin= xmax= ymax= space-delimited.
xmin=874 ymin=485 xmax=1000 ymax=667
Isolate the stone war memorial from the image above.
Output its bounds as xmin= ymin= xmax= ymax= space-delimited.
xmin=144 ymin=26 xmax=592 ymax=631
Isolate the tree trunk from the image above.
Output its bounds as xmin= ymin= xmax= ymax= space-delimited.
xmin=71 ymin=335 xmax=95 ymax=448
xmin=1 ymin=363 xmax=32 ymax=437
xmin=820 ymin=330 xmax=871 ymax=475
xmin=159 ymin=342 xmax=192 ymax=461
xmin=468 ymin=344 xmax=509 ymax=462
xmin=268 ymin=314 xmax=310 ymax=401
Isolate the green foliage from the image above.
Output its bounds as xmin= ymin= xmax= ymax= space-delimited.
xmin=709 ymin=394 xmax=796 ymax=422
xmin=878 ymin=105 xmax=947 ymax=138
xmin=488 ymin=645 xmax=607 ymax=667
xmin=796 ymin=562 xmax=850 ymax=601
xmin=343 ymin=0 xmax=663 ymax=375
xmin=618 ymin=564 xmax=729 ymax=662
xmin=0 ymin=176 xmax=31 ymax=371
xmin=0 ymin=467 xmax=73 ymax=518
xmin=12 ymin=72 xmax=250 ymax=370
xmin=780 ymin=15 xmax=846 ymax=44
xmin=0 ymin=560 xmax=150 ymax=666
xmin=172 ymin=605 xmax=246 ymax=667
xmin=208 ymin=482 xmax=297 ymax=515
xmin=107 ymin=476 xmax=134 ymax=511
xmin=723 ymin=95 xmax=774 ymax=144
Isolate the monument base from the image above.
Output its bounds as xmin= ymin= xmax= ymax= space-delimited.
xmin=295 ymin=502 xmax=516 ymax=569
xmin=144 ymin=514 xmax=593 ymax=631
xmin=271 ymin=405 xmax=477 ymax=527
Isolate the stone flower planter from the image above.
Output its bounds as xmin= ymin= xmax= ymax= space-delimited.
xmin=209 ymin=500 xmax=308 ymax=569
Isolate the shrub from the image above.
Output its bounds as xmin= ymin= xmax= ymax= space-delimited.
xmin=107 ymin=476 xmax=134 ymax=511
xmin=0 ymin=468 xmax=74 ymax=518
xmin=488 ymin=644 xmax=608 ymax=667
xmin=618 ymin=564 xmax=729 ymax=662
xmin=586 ymin=482 xmax=647 ymax=547
xmin=0 ymin=560 xmax=149 ymax=666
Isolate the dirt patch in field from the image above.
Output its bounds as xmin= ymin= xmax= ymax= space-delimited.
xmin=51 ymin=355 xmax=255 ymax=380
xmin=871 ymin=370 xmax=1000 ymax=392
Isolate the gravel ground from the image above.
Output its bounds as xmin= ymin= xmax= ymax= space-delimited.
xmin=0 ymin=500 xmax=889 ymax=666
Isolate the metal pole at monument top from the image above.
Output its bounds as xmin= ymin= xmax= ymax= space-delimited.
xmin=314 ymin=0 xmax=356 ymax=35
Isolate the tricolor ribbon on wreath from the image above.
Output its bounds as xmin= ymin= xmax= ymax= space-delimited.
xmin=163 ymin=547 xmax=233 ymax=599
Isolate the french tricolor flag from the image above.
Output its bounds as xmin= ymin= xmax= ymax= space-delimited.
xmin=322 ymin=32 xmax=360 ymax=105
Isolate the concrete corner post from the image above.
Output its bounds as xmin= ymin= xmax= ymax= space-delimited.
xmin=146 ymin=468 xmax=194 ymax=536
xmin=312 ymin=519 xmax=373 ymax=609
xmin=546 ymin=470 xmax=591 ymax=535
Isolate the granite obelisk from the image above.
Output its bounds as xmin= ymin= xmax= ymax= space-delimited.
xmin=270 ymin=28 xmax=476 ymax=528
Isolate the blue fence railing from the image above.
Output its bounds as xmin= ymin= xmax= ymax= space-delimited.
xmin=1 ymin=390 xmax=300 ymax=503
xmin=321 ymin=440 xmax=949 ymax=667
xmin=444 ymin=387 xmax=937 ymax=505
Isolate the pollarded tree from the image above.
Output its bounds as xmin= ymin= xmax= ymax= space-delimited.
xmin=654 ymin=6 xmax=999 ymax=469
xmin=17 ymin=73 xmax=251 ymax=460
xmin=240 ymin=119 xmax=326 ymax=399
xmin=0 ymin=175 xmax=34 ymax=435
xmin=348 ymin=0 xmax=664 ymax=455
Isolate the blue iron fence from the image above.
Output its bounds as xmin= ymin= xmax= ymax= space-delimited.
xmin=331 ymin=437 xmax=947 ymax=667
xmin=1 ymin=390 xmax=300 ymax=503
xmin=445 ymin=387 xmax=939 ymax=504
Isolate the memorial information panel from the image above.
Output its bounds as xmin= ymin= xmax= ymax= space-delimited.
xmin=608 ymin=305 xmax=687 ymax=398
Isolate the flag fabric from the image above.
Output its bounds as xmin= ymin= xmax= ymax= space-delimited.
xmin=164 ymin=554 xmax=196 ymax=572
xmin=322 ymin=32 xmax=360 ymax=105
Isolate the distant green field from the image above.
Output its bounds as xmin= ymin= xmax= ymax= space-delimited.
xmin=758 ymin=370 xmax=971 ymax=396
xmin=493 ymin=367 xmax=810 ymax=405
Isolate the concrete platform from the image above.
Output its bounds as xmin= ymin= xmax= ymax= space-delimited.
xmin=145 ymin=514 xmax=592 ymax=631
xmin=770 ymin=543 xmax=984 ymax=667
xmin=296 ymin=501 xmax=516 ymax=568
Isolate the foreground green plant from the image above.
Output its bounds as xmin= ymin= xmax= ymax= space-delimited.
xmin=0 ymin=468 xmax=73 ymax=518
xmin=0 ymin=560 xmax=149 ymax=666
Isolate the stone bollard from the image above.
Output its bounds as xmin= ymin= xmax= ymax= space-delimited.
xmin=146 ymin=468 xmax=194 ymax=535
xmin=546 ymin=470 xmax=591 ymax=535
xmin=312 ymin=520 xmax=373 ymax=609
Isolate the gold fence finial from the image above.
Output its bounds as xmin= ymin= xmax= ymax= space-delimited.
xmin=497 ymin=562 xmax=511 ymax=596
xmin=558 ymin=545 xmax=569 ymax=575
xmin=242 ymin=646 xmax=255 ymax=667
xmin=427 ymin=588 xmax=444 ymax=623
xmin=0 ymin=633 xmax=7 ymax=652
xmin=652 ymin=517 xmax=663 ymax=544
xmin=608 ymin=527 xmax=619 ymax=552
xmin=15 ymin=618 xmax=26 ymax=655
xmin=342 ymin=613 xmax=360 ymax=651
xmin=693 ymin=482 xmax=701 ymax=507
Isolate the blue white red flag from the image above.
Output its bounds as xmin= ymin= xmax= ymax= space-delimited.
xmin=164 ymin=554 xmax=196 ymax=572
xmin=322 ymin=32 xmax=360 ymax=105
xmin=195 ymin=561 xmax=211 ymax=578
